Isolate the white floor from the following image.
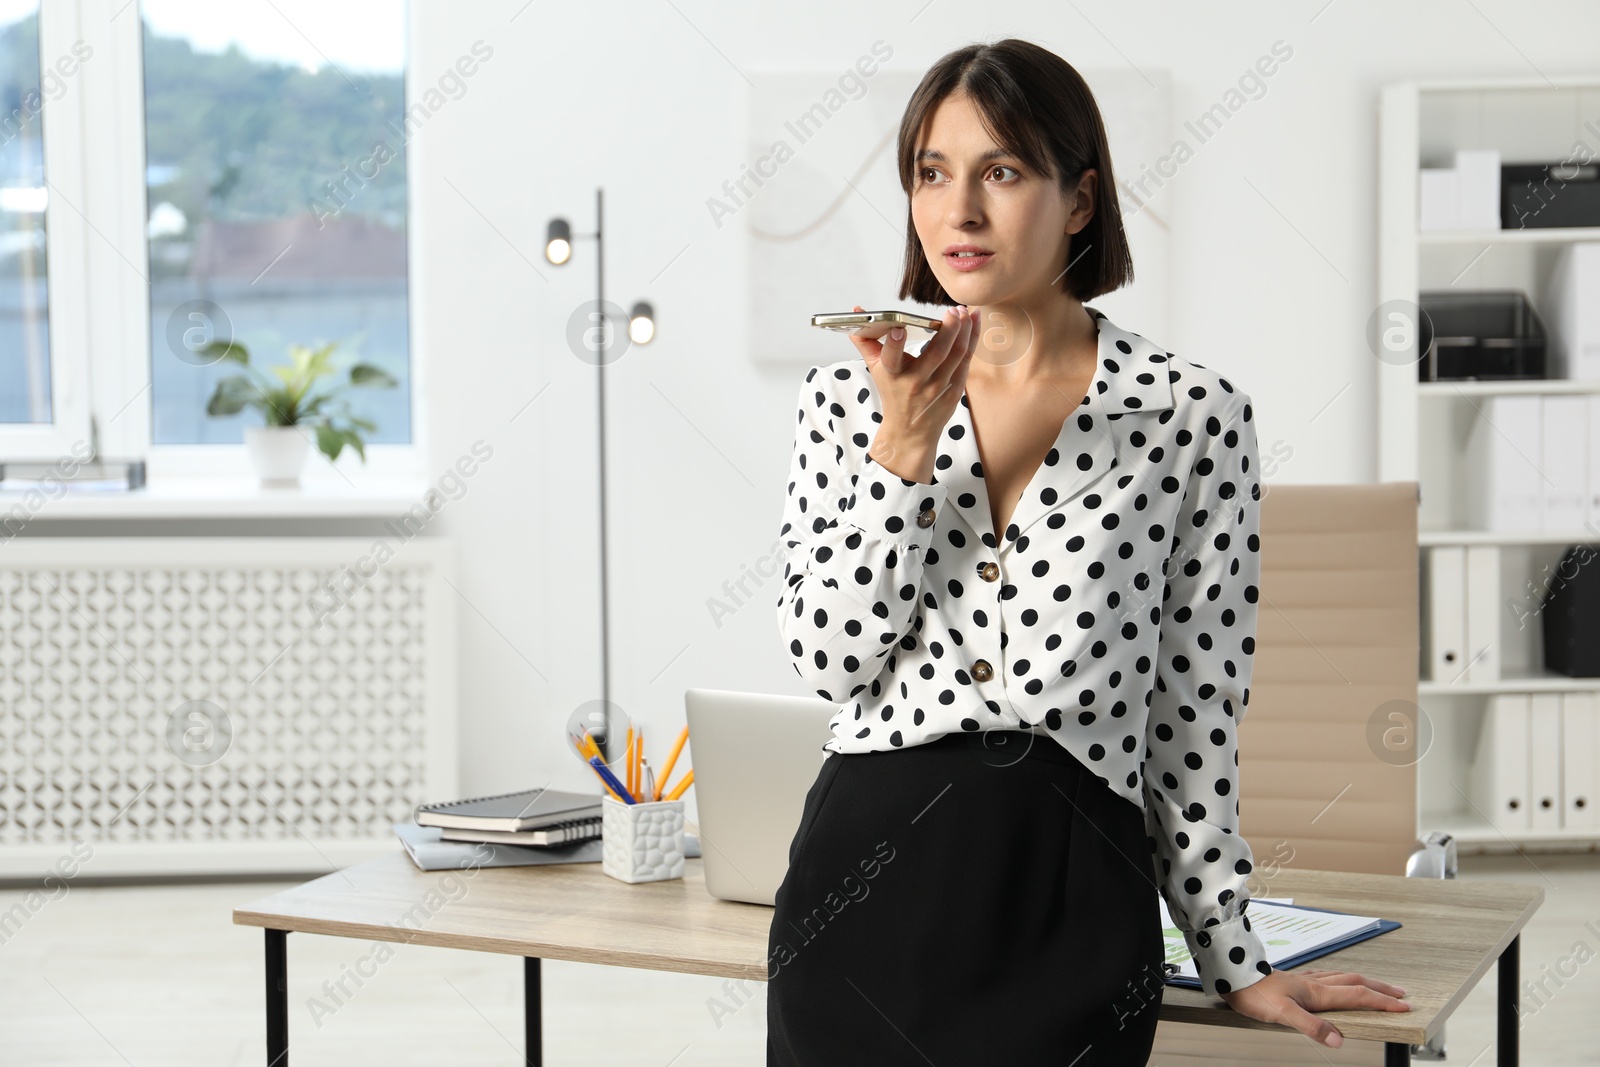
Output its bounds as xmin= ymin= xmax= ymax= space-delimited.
xmin=0 ymin=851 xmax=1594 ymax=1065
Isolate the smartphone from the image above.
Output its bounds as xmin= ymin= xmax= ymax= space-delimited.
xmin=812 ymin=309 xmax=943 ymax=349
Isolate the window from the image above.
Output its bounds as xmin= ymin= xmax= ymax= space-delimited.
xmin=0 ymin=2 xmax=49 ymax=426
xmin=141 ymin=1 xmax=411 ymax=449
xmin=0 ymin=0 xmax=416 ymax=478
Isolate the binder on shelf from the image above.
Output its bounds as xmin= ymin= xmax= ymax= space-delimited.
xmin=1528 ymin=693 xmax=1563 ymax=832
xmin=1464 ymin=395 xmax=1542 ymax=532
xmin=1541 ymin=545 xmax=1600 ymax=677
xmin=1590 ymin=396 xmax=1600 ymax=531
xmin=1463 ymin=544 xmax=1499 ymax=683
xmin=1561 ymin=692 xmax=1599 ymax=831
xmin=1542 ymin=396 xmax=1588 ymax=531
xmin=1425 ymin=546 xmax=1466 ymax=682
xmin=1470 ymin=694 xmax=1530 ymax=834
xmin=1545 ymin=242 xmax=1600 ymax=380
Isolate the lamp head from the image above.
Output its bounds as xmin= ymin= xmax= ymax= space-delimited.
xmin=545 ymin=218 xmax=572 ymax=265
xmin=629 ymin=301 xmax=655 ymax=345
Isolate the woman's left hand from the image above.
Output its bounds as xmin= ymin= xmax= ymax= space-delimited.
xmin=1219 ymin=968 xmax=1411 ymax=1048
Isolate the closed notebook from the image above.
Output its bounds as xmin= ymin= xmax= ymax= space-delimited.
xmin=415 ymin=786 xmax=603 ymax=832
xmin=394 ymin=822 xmax=605 ymax=871
xmin=439 ymin=816 xmax=603 ymax=848
xmin=392 ymin=822 xmax=703 ymax=873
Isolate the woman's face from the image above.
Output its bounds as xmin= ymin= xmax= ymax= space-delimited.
xmin=910 ymin=91 xmax=1094 ymax=309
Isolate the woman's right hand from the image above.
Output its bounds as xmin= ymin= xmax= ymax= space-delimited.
xmin=846 ymin=304 xmax=979 ymax=471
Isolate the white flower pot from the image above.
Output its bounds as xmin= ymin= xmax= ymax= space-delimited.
xmin=243 ymin=425 xmax=312 ymax=485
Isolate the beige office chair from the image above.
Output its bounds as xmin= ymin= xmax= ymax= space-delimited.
xmin=1150 ymin=482 xmax=1430 ymax=1066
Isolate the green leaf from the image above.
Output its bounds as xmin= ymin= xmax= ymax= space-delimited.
xmin=348 ymin=363 xmax=397 ymax=388
xmin=311 ymin=340 xmax=340 ymax=366
xmin=205 ymin=376 xmax=255 ymax=417
xmin=343 ymin=429 xmax=367 ymax=463
xmin=201 ymin=339 xmax=250 ymax=365
xmin=316 ymin=422 xmax=345 ymax=462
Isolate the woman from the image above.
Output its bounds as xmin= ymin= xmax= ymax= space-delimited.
xmin=767 ymin=38 xmax=1410 ymax=1064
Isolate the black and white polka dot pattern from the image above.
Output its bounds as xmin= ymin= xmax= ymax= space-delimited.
xmin=774 ymin=307 xmax=1272 ymax=997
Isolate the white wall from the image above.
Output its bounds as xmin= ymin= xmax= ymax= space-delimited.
xmin=408 ymin=0 xmax=1600 ymax=803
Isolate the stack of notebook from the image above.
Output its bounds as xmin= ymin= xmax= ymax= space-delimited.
xmin=395 ymin=785 xmax=706 ymax=872
xmin=395 ymin=786 xmax=604 ymax=872
xmin=416 ymin=786 xmax=605 ymax=846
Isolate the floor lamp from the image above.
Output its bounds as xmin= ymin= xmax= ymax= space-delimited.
xmin=544 ymin=188 xmax=656 ymax=765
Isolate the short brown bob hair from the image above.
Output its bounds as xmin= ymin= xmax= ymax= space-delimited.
xmin=895 ymin=38 xmax=1134 ymax=305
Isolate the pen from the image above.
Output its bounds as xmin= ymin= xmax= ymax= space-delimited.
xmin=641 ymin=757 xmax=655 ymax=804
xmin=589 ymin=755 xmax=635 ymax=803
xmin=577 ymin=738 xmax=626 ymax=802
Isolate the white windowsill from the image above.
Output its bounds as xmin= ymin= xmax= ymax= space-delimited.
xmin=0 ymin=477 xmax=433 ymax=520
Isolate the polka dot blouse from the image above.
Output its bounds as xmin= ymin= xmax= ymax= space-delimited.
xmin=774 ymin=307 xmax=1273 ymax=997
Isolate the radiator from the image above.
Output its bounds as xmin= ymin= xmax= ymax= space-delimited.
xmin=0 ymin=537 xmax=458 ymax=878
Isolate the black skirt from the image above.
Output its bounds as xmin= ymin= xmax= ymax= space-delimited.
xmin=766 ymin=729 xmax=1165 ymax=1066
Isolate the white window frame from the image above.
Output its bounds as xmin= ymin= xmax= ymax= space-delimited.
xmin=0 ymin=0 xmax=94 ymax=460
xmin=11 ymin=0 xmax=425 ymax=483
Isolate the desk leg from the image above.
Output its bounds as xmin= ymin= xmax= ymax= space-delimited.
xmin=266 ymin=929 xmax=288 ymax=1067
xmin=1499 ymin=934 xmax=1518 ymax=1067
xmin=1385 ymin=1042 xmax=1410 ymax=1065
xmin=525 ymin=956 xmax=541 ymax=1066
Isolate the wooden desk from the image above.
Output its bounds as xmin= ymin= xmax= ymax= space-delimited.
xmin=233 ymin=854 xmax=1540 ymax=1066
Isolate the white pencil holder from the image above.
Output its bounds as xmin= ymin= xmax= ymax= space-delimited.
xmin=601 ymin=794 xmax=686 ymax=884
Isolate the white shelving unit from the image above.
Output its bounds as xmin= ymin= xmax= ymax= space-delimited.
xmin=1379 ymin=77 xmax=1600 ymax=854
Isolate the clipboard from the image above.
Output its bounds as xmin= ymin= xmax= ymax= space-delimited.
xmin=1162 ymin=902 xmax=1404 ymax=990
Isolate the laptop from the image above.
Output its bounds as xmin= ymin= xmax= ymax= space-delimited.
xmin=683 ymin=687 xmax=837 ymax=906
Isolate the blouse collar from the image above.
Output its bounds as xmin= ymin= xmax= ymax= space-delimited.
xmin=931 ymin=306 xmax=1177 ymax=551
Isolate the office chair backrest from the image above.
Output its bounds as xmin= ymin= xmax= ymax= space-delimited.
xmin=1239 ymin=482 xmax=1421 ymax=877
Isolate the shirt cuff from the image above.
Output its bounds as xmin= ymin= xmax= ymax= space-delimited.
xmin=1185 ymin=909 xmax=1274 ymax=997
xmin=842 ymin=453 xmax=949 ymax=548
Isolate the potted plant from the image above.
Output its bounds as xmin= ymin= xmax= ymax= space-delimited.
xmin=202 ymin=338 xmax=398 ymax=484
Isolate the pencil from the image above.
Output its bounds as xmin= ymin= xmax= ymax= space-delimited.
xmin=664 ymin=768 xmax=693 ymax=801
xmin=655 ymin=724 xmax=689 ymax=802
xmin=624 ymin=726 xmax=635 ymax=800
xmin=630 ymin=726 xmax=643 ymax=799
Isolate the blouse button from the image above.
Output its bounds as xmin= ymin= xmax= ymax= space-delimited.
xmin=917 ymin=507 xmax=936 ymax=528
xmin=972 ymin=659 xmax=994 ymax=682
xmin=979 ymin=562 xmax=999 ymax=582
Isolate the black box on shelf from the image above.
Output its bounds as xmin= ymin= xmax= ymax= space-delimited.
xmin=1501 ymin=161 xmax=1600 ymax=230
xmin=1541 ymin=545 xmax=1600 ymax=678
xmin=1417 ymin=289 xmax=1546 ymax=381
